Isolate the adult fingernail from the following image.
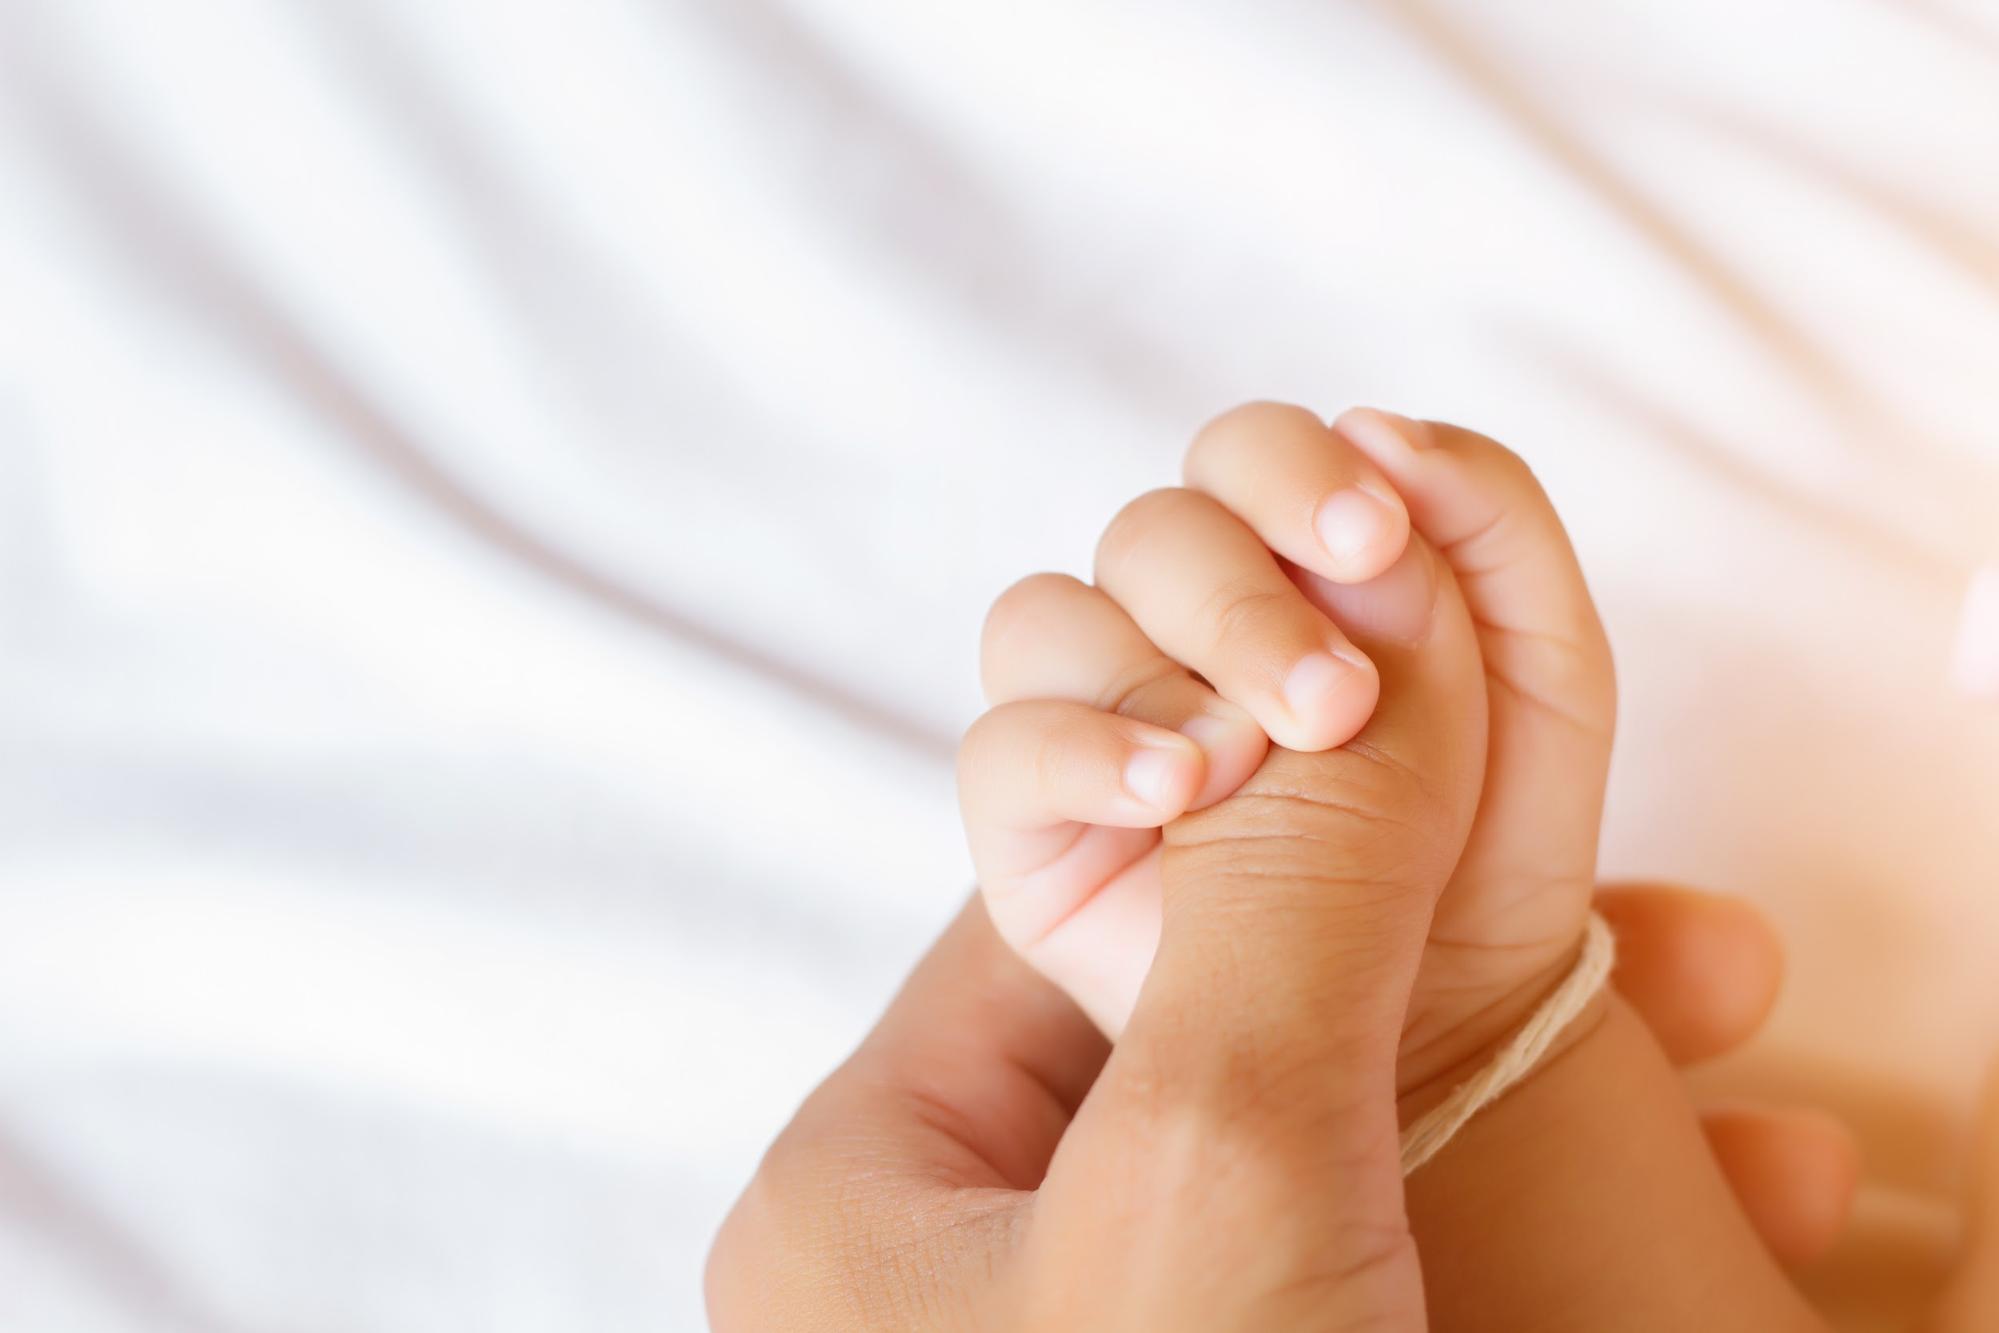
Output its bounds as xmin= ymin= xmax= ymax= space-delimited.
xmin=1178 ymin=710 xmax=1243 ymax=753
xmin=1125 ymin=743 xmax=1193 ymax=810
xmin=1282 ymin=652 xmax=1368 ymax=730
xmin=1314 ymin=487 xmax=1400 ymax=571
xmin=1316 ymin=540 xmax=1440 ymax=647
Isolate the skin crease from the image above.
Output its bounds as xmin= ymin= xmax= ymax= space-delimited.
xmin=713 ymin=406 xmax=1999 ymax=1329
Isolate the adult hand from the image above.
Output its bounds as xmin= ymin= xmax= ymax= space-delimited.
xmin=708 ymin=886 xmax=1849 ymax=1330
xmin=717 ymin=510 xmax=1491 ymax=1328
xmin=715 ymin=418 xmax=1859 ymax=1325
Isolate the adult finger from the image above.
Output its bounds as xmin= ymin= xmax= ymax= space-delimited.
xmin=1597 ymin=883 xmax=1856 ymax=1265
xmin=1701 ymin=1106 xmax=1860 ymax=1268
xmin=1596 ymin=883 xmax=1784 ymax=1066
xmin=1134 ymin=533 xmax=1483 ymax=1087
xmin=1031 ymin=535 xmax=1483 ymax=1333
xmin=1923 ymin=1060 xmax=1999 ymax=1331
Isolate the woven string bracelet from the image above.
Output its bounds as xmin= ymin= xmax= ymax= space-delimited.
xmin=1399 ymin=911 xmax=1617 ymax=1176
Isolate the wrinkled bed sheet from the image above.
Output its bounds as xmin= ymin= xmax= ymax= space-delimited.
xmin=2 ymin=2 xmax=1997 ymax=1329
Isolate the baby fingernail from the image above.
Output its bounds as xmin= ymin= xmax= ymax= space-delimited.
xmin=1337 ymin=407 xmax=1432 ymax=457
xmin=1314 ymin=487 xmax=1399 ymax=568
xmin=1125 ymin=744 xmax=1191 ymax=810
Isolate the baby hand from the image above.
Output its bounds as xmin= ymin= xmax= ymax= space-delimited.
xmin=960 ymin=403 xmax=1616 ymax=1104
xmin=960 ymin=403 xmax=1413 ymax=1030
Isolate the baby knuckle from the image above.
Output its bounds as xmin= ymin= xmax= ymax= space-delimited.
xmin=957 ymin=703 xmax=1038 ymax=790
xmin=955 ymin=708 xmax=999 ymax=775
xmin=1029 ymin=719 xmax=1086 ymax=793
xmin=1188 ymin=399 xmax=1320 ymax=461
xmin=982 ymin=572 xmax=1081 ymax=649
xmin=1559 ymin=628 xmax=1619 ymax=724
xmin=1094 ymin=487 xmax=1201 ymax=579
xmin=1494 ymin=635 xmax=1617 ymax=742
xmin=1597 ymin=632 xmax=1620 ymax=717
xmin=1435 ymin=420 xmax=1531 ymax=479
xmin=1482 ymin=434 xmax=1539 ymax=484
xmin=979 ymin=573 xmax=1081 ymax=690
xmin=1198 ymin=580 xmax=1295 ymax=653
xmin=1098 ymin=652 xmax=1190 ymax=717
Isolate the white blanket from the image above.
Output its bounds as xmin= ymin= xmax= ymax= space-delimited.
xmin=3 ymin=2 xmax=1996 ymax=1328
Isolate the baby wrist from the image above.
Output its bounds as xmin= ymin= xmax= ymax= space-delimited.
xmin=1396 ymin=912 xmax=1618 ymax=1174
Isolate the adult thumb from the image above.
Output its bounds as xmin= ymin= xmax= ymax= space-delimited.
xmin=1030 ymin=537 xmax=1487 ymax=1332
xmin=1130 ymin=535 xmax=1486 ymax=1115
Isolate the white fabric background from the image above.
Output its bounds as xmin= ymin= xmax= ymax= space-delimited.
xmin=1 ymin=1 xmax=1996 ymax=1329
